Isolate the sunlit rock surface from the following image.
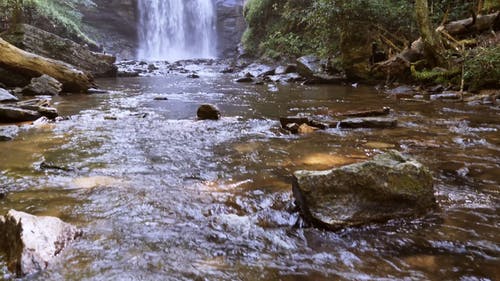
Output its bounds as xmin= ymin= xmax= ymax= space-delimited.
xmin=293 ymin=150 xmax=436 ymax=230
xmin=0 ymin=210 xmax=82 ymax=277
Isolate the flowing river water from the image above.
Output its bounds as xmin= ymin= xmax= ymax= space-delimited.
xmin=0 ymin=63 xmax=499 ymax=280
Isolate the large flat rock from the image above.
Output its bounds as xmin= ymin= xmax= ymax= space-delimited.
xmin=292 ymin=151 xmax=436 ymax=231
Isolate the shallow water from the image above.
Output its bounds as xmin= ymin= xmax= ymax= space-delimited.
xmin=0 ymin=70 xmax=499 ymax=280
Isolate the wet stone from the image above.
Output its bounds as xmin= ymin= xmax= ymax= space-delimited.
xmin=0 ymin=105 xmax=41 ymax=123
xmin=22 ymin=75 xmax=62 ymax=96
xmin=292 ymin=150 xmax=436 ymax=231
xmin=0 ymin=210 xmax=82 ymax=277
xmin=338 ymin=117 xmax=397 ymax=129
xmin=0 ymin=88 xmax=18 ymax=102
xmin=0 ymin=125 xmax=19 ymax=141
xmin=430 ymin=91 xmax=462 ymax=100
xmin=280 ymin=116 xmax=311 ymax=129
xmin=235 ymin=77 xmax=253 ymax=83
xmin=197 ymin=104 xmax=221 ymax=120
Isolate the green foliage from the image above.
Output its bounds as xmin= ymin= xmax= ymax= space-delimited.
xmin=243 ymin=0 xmax=415 ymax=58
xmin=0 ymin=0 xmax=95 ymax=44
xmin=464 ymin=46 xmax=500 ymax=91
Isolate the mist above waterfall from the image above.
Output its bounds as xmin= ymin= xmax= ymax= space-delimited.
xmin=137 ymin=0 xmax=217 ymax=61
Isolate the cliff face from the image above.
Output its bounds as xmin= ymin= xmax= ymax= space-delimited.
xmin=81 ymin=0 xmax=138 ymax=60
xmin=81 ymin=0 xmax=245 ymax=59
xmin=215 ymin=0 xmax=246 ymax=57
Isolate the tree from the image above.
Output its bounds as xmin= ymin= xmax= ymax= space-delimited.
xmin=415 ymin=0 xmax=447 ymax=67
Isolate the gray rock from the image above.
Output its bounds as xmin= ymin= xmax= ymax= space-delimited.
xmin=275 ymin=64 xmax=297 ymax=75
xmin=22 ymin=75 xmax=62 ymax=96
xmin=0 ymin=210 xmax=82 ymax=277
xmin=0 ymin=106 xmax=41 ymax=123
xmin=292 ymin=150 xmax=436 ymax=230
xmin=241 ymin=63 xmax=275 ymax=78
xmin=0 ymin=125 xmax=19 ymax=141
xmin=430 ymin=91 xmax=462 ymax=101
xmin=235 ymin=77 xmax=253 ymax=83
xmin=216 ymin=0 xmax=246 ymax=57
xmin=297 ymin=55 xmax=323 ymax=78
xmin=385 ymin=85 xmax=415 ymax=96
xmin=0 ymin=88 xmax=18 ymax=102
xmin=338 ymin=117 xmax=397 ymax=129
xmin=197 ymin=104 xmax=221 ymax=120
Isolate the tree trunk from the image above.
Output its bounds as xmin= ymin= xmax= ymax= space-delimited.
xmin=415 ymin=0 xmax=447 ymax=67
xmin=0 ymin=37 xmax=94 ymax=92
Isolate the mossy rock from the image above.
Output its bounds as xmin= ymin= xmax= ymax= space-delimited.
xmin=293 ymin=150 xmax=436 ymax=231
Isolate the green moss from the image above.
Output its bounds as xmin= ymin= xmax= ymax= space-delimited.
xmin=411 ymin=65 xmax=461 ymax=84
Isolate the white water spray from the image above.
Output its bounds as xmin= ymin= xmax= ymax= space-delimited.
xmin=137 ymin=0 xmax=217 ymax=61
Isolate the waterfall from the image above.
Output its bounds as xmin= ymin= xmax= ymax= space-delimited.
xmin=137 ymin=0 xmax=217 ymax=61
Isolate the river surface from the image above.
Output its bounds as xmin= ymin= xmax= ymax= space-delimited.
xmin=0 ymin=65 xmax=499 ymax=280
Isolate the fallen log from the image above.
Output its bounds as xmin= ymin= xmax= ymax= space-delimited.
xmin=441 ymin=12 xmax=499 ymax=36
xmin=0 ymin=37 xmax=94 ymax=92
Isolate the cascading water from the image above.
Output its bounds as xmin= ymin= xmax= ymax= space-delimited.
xmin=137 ymin=0 xmax=217 ymax=61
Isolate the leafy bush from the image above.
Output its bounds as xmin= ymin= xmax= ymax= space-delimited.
xmin=464 ymin=46 xmax=500 ymax=91
xmin=243 ymin=0 xmax=415 ymax=58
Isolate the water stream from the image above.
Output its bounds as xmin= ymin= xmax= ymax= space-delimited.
xmin=137 ymin=0 xmax=217 ymax=61
xmin=0 ymin=63 xmax=499 ymax=280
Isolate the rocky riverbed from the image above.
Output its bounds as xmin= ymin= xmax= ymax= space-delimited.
xmin=0 ymin=63 xmax=498 ymax=280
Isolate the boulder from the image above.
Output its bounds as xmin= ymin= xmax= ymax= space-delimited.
xmin=338 ymin=117 xmax=397 ymax=129
xmin=0 ymin=125 xmax=19 ymax=141
xmin=22 ymin=75 xmax=62 ymax=96
xmin=197 ymin=104 xmax=221 ymax=120
xmin=0 ymin=210 xmax=82 ymax=277
xmin=0 ymin=106 xmax=41 ymax=123
xmin=292 ymin=150 xmax=436 ymax=231
xmin=241 ymin=63 xmax=275 ymax=77
xmin=297 ymin=55 xmax=323 ymax=79
xmin=0 ymin=88 xmax=18 ymax=102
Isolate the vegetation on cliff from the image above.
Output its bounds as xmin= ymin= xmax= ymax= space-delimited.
xmin=0 ymin=0 xmax=96 ymax=46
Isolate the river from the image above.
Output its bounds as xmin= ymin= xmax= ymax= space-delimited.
xmin=0 ymin=63 xmax=498 ymax=280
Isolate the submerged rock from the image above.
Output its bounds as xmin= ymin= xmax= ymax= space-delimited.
xmin=0 ymin=88 xmax=18 ymax=102
xmin=22 ymin=75 xmax=62 ymax=96
xmin=197 ymin=104 xmax=221 ymax=120
xmin=0 ymin=125 xmax=19 ymax=141
xmin=338 ymin=117 xmax=397 ymax=129
xmin=336 ymin=107 xmax=391 ymax=118
xmin=292 ymin=150 xmax=436 ymax=231
xmin=0 ymin=210 xmax=82 ymax=277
